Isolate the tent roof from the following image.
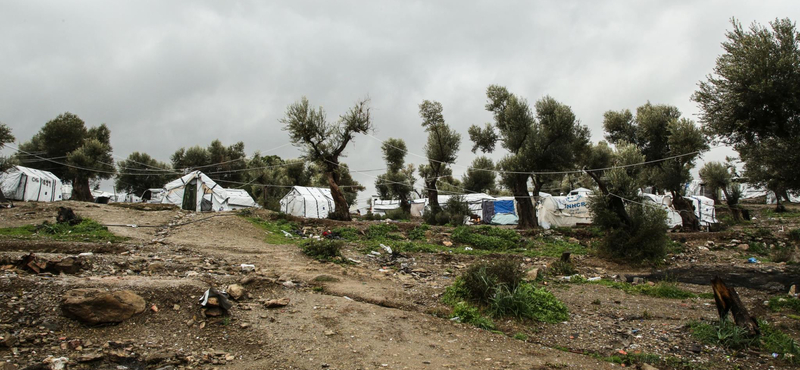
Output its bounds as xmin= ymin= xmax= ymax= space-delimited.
xmin=286 ymin=186 xmax=333 ymax=198
xmin=226 ymin=189 xmax=257 ymax=207
xmin=163 ymin=171 xmax=229 ymax=200
xmin=8 ymin=166 xmax=60 ymax=181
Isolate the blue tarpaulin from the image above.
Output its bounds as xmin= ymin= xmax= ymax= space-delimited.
xmin=494 ymin=200 xmax=514 ymax=215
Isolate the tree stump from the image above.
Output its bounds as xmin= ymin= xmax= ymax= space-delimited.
xmin=711 ymin=276 xmax=760 ymax=336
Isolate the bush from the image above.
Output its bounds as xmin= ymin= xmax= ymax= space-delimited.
xmin=300 ymin=239 xmax=343 ymax=262
xmin=549 ymin=259 xmax=577 ymax=276
xmin=789 ymin=228 xmax=800 ymax=242
xmin=489 ymin=283 xmax=569 ymax=323
xmin=384 ymin=208 xmax=410 ymax=220
xmin=590 ymin=197 xmax=668 ymax=262
xmin=461 ymin=259 xmax=524 ymax=304
xmin=451 ymin=226 xmax=521 ymax=250
xmin=408 ymin=224 xmax=430 ymax=240
xmin=423 ymin=195 xmax=473 ymax=226
xmin=689 ymin=320 xmax=756 ymax=350
xmin=331 ymin=227 xmax=360 ymax=241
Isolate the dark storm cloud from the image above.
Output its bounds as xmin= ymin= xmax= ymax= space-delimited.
xmin=1 ymin=1 xmax=797 ymax=206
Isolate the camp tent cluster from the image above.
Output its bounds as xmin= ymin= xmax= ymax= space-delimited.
xmin=158 ymin=171 xmax=257 ymax=212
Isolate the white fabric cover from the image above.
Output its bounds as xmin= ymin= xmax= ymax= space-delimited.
xmin=280 ymin=186 xmax=334 ymax=219
xmin=687 ymin=195 xmax=718 ymax=226
xmin=161 ymin=171 xmax=230 ymax=212
xmin=641 ymin=193 xmax=683 ymax=228
xmin=425 ymin=193 xmax=496 ymax=216
xmin=537 ymin=193 xmax=592 ymax=228
xmin=226 ymin=189 xmax=258 ymax=209
xmin=370 ymin=197 xmax=401 ymax=215
xmin=0 ymin=166 xmax=63 ymax=202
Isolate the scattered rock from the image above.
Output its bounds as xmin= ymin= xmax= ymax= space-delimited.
xmin=640 ymin=364 xmax=660 ymax=370
xmin=526 ymin=268 xmax=539 ymax=281
xmin=737 ymin=243 xmax=749 ymax=251
xmin=263 ymin=298 xmax=290 ymax=308
xmin=61 ymin=289 xmax=146 ymax=324
xmin=442 ymin=241 xmax=453 ymax=247
xmin=227 ymin=284 xmax=246 ymax=300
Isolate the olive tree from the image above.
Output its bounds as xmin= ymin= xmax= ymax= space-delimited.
xmin=416 ymin=100 xmax=460 ymax=212
xmin=281 ymin=97 xmax=372 ymax=220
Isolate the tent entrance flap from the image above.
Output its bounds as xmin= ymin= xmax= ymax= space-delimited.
xmin=182 ymin=179 xmax=197 ymax=211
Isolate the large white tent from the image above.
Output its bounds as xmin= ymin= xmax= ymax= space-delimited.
xmin=0 ymin=166 xmax=63 ymax=202
xmin=280 ymin=186 xmax=334 ymax=219
xmin=161 ymin=171 xmax=231 ymax=212
xmin=537 ymin=192 xmax=593 ymax=228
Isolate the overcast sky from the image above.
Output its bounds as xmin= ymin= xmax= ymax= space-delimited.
xmin=1 ymin=1 xmax=798 ymax=208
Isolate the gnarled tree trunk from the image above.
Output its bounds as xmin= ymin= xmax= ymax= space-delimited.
xmin=326 ymin=169 xmax=350 ymax=221
xmin=426 ymin=178 xmax=440 ymax=214
xmin=512 ymin=174 xmax=536 ymax=229
xmin=71 ymin=177 xmax=94 ymax=202
xmin=672 ymin=192 xmax=700 ymax=231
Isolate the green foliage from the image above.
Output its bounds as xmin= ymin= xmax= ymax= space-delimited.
xmin=747 ymin=242 xmax=769 ymax=256
xmin=461 ymin=260 xmax=523 ymax=304
xmin=590 ymin=198 xmax=669 ymax=262
xmin=489 ymin=283 xmax=569 ymax=323
xmin=759 ymin=321 xmax=800 ymax=364
xmin=690 ymin=320 xmax=756 ymax=350
xmin=383 ymin=208 xmax=411 ymax=221
xmin=408 ymin=224 xmax=430 ymax=240
xmin=549 ymin=260 xmax=577 ymax=276
xmin=461 ymin=156 xmax=496 ymax=194
xmin=115 ymin=152 xmax=173 ymax=196
xmin=513 ymin=333 xmax=528 ymax=341
xmin=300 ymin=239 xmax=344 ymax=262
xmin=451 ymin=226 xmax=521 ymax=250
xmin=0 ymin=218 xmax=124 ymax=243
xmin=768 ymin=297 xmax=800 ymax=313
xmin=525 ymin=237 xmax=587 ymax=258
xmin=789 ymin=228 xmax=800 ymax=242
xmin=331 ymin=227 xmax=359 ymax=241
xmin=450 ymin=302 xmax=496 ymax=330
xmin=694 ymin=18 xmax=800 ymax=193
xmin=423 ymin=195 xmax=473 ymax=226
xmin=365 ymin=224 xmax=400 ymax=240
xmin=243 ymin=216 xmax=299 ymax=244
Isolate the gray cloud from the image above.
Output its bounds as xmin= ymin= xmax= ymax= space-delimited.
xmin=1 ymin=1 xmax=796 ymax=205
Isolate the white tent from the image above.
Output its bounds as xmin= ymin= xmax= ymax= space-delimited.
xmin=687 ymin=195 xmax=718 ymax=226
xmin=280 ymin=186 xmax=334 ymax=219
xmin=641 ymin=193 xmax=683 ymax=228
xmin=537 ymin=192 xmax=592 ymax=228
xmin=161 ymin=171 xmax=231 ymax=212
xmin=370 ymin=197 xmax=402 ymax=216
xmin=226 ymin=189 xmax=258 ymax=210
xmin=0 ymin=166 xmax=63 ymax=202
xmin=425 ymin=193 xmax=496 ymax=217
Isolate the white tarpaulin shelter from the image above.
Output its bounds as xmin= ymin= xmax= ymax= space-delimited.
xmin=425 ymin=193 xmax=496 ymax=217
xmin=161 ymin=171 xmax=231 ymax=212
xmin=641 ymin=193 xmax=683 ymax=228
xmin=226 ymin=189 xmax=258 ymax=210
xmin=370 ymin=197 xmax=402 ymax=216
xmin=0 ymin=166 xmax=63 ymax=202
xmin=537 ymin=192 xmax=592 ymax=228
xmin=280 ymin=186 xmax=334 ymax=219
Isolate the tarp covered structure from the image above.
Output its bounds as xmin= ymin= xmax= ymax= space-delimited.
xmin=161 ymin=171 xmax=231 ymax=212
xmin=427 ymin=193 xmax=496 ymax=219
xmin=0 ymin=166 xmax=63 ymax=202
xmin=370 ymin=197 xmax=402 ymax=216
xmin=537 ymin=192 xmax=593 ymax=228
xmin=641 ymin=193 xmax=683 ymax=228
xmin=280 ymin=186 xmax=334 ymax=219
xmin=226 ymin=189 xmax=258 ymax=210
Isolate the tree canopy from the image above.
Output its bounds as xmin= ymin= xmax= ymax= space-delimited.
xmin=171 ymin=140 xmax=247 ymax=184
xmin=462 ymin=156 xmax=497 ymax=194
xmin=115 ymin=152 xmax=173 ymax=196
xmin=693 ymin=18 xmax=800 ymax=205
xmin=376 ymin=138 xmax=416 ymax=214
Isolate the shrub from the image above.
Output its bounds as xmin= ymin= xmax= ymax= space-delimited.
xmin=408 ymin=224 xmax=430 ymax=240
xmin=451 ymin=226 xmax=521 ymax=250
xmin=300 ymin=239 xmax=343 ymax=262
xmin=423 ymin=195 xmax=473 ymax=226
xmin=461 ymin=259 xmax=523 ymax=304
xmin=489 ymin=283 xmax=569 ymax=323
xmin=689 ymin=320 xmax=757 ymax=350
xmin=789 ymin=228 xmax=800 ymax=242
xmin=772 ymin=245 xmax=795 ymax=263
xmin=384 ymin=208 xmax=410 ymax=220
xmin=549 ymin=259 xmax=577 ymax=276
xmin=331 ymin=227 xmax=360 ymax=241
xmin=768 ymin=296 xmax=800 ymax=313
xmin=590 ymin=198 xmax=668 ymax=262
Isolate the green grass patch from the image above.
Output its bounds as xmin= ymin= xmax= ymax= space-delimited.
xmin=407 ymin=224 xmax=430 ymax=240
xmin=690 ymin=320 xmax=799 ymax=364
xmin=331 ymin=226 xmax=360 ymax=241
xmin=450 ymin=301 xmax=496 ymax=330
xmin=0 ymin=219 xmax=125 ymax=243
xmin=768 ymin=297 xmax=800 ymax=314
xmin=489 ymin=283 xmax=569 ymax=323
xmin=521 ymin=237 xmax=588 ymax=258
xmin=513 ymin=332 xmax=528 ymax=341
xmin=365 ymin=224 xmax=402 ymax=240
xmin=243 ymin=216 xmax=299 ymax=244
xmin=587 ymin=279 xmax=697 ymax=299
xmin=451 ymin=226 xmax=522 ymax=250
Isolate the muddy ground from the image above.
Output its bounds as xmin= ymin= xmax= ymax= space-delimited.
xmin=0 ymin=201 xmax=798 ymax=369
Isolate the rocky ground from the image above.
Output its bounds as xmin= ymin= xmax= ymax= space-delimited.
xmin=0 ymin=200 xmax=798 ymax=370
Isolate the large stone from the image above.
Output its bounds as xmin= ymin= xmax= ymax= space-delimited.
xmin=61 ymin=289 xmax=146 ymax=324
xmin=227 ymin=284 xmax=246 ymax=300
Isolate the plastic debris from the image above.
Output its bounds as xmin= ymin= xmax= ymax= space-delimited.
xmin=587 ymin=277 xmax=602 ymax=282
xmin=747 ymin=257 xmax=759 ymax=263
xmin=464 ymin=247 xmax=473 ymax=251
xmin=281 ymin=230 xmax=293 ymax=238
xmin=380 ymin=243 xmax=393 ymax=255
xmin=241 ymin=264 xmax=256 ymax=272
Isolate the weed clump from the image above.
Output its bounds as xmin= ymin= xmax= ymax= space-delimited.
xmin=589 ymin=198 xmax=668 ymax=263
xmin=442 ymin=259 xmax=568 ymax=325
xmin=690 ymin=320 xmax=799 ymax=364
xmin=300 ymin=239 xmax=344 ymax=262
xmin=365 ymin=224 xmax=400 ymax=240
xmin=408 ymin=224 xmax=430 ymax=240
